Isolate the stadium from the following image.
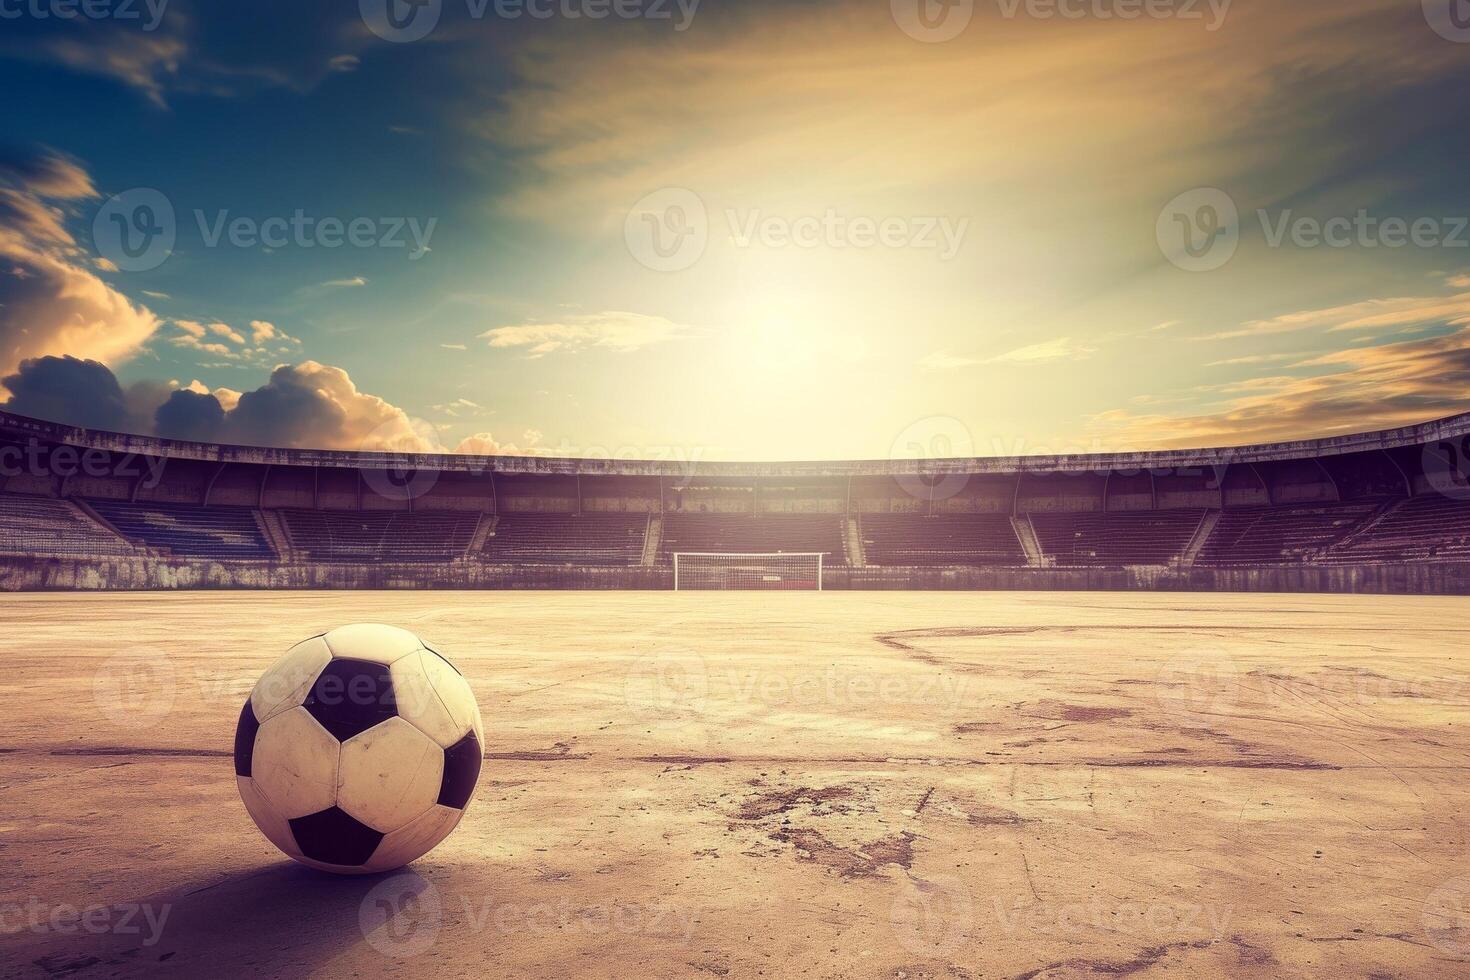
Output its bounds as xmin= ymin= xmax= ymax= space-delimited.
xmin=3 ymin=406 xmax=1470 ymax=593
xmin=7 ymin=1 xmax=1470 ymax=976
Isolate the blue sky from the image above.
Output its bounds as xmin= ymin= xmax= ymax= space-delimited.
xmin=2 ymin=0 xmax=1469 ymax=459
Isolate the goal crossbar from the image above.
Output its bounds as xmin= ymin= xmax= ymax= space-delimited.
xmin=673 ymin=552 xmax=826 ymax=591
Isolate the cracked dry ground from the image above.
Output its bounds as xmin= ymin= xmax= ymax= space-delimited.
xmin=2 ymin=590 xmax=1469 ymax=978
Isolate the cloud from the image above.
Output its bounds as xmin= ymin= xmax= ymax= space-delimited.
xmin=2 ymin=356 xmax=448 ymax=453
xmin=917 ymin=351 xmax=981 ymax=371
xmin=0 ymin=147 xmax=97 ymax=199
xmin=1088 ymin=327 xmax=1470 ymax=449
xmin=320 ymin=276 xmax=367 ymax=288
xmin=481 ymin=312 xmax=691 ymax=357
xmin=1208 ymin=291 xmax=1470 ymax=340
xmin=328 ymin=54 xmax=360 ymax=73
xmin=0 ymin=149 xmax=160 ymax=385
xmin=440 ymin=343 xmax=468 ymax=351
xmin=210 ymin=322 xmax=246 ymax=345
xmin=250 ymin=320 xmax=296 ymax=344
xmin=984 ymin=337 xmax=1094 ymax=365
xmin=453 ymin=430 xmax=546 ymax=455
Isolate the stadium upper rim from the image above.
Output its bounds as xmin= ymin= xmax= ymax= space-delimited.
xmin=1 ymin=408 xmax=1467 ymax=478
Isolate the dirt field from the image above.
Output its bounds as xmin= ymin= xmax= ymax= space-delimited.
xmin=1 ymin=591 xmax=1468 ymax=979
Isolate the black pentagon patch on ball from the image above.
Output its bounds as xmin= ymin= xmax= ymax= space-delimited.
xmin=302 ymin=658 xmax=398 ymax=741
xmin=438 ymin=733 xmax=483 ymax=809
xmin=233 ymin=699 xmax=260 ymax=778
xmin=289 ymin=807 xmax=385 ymax=867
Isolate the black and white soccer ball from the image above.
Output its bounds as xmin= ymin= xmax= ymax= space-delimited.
xmin=233 ymin=624 xmax=484 ymax=874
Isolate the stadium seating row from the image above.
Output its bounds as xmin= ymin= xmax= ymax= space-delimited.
xmin=8 ymin=492 xmax=1470 ymax=568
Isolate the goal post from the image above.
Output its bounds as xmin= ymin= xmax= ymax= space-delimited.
xmin=673 ymin=552 xmax=825 ymax=591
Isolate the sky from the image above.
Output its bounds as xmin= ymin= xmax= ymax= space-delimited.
xmin=1 ymin=0 xmax=1469 ymax=461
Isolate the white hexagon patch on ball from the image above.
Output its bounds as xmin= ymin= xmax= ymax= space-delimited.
xmin=233 ymin=624 xmax=484 ymax=874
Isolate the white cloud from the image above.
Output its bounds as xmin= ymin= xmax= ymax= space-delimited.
xmin=984 ymin=336 xmax=1094 ymax=365
xmin=481 ymin=311 xmax=692 ymax=357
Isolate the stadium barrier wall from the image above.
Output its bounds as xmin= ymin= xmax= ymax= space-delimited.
xmin=3 ymin=557 xmax=1470 ymax=594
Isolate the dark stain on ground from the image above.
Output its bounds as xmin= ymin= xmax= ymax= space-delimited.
xmin=1012 ymin=938 xmax=1216 ymax=979
xmin=1023 ymin=700 xmax=1132 ymax=723
xmin=633 ymin=755 xmax=734 ymax=766
xmin=736 ymin=785 xmax=857 ymax=822
xmin=486 ymin=750 xmax=590 ymax=761
xmin=770 ymin=827 xmax=916 ymax=878
xmin=953 ymin=722 xmax=998 ymax=734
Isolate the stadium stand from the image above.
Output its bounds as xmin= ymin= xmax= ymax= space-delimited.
xmin=280 ymin=510 xmax=481 ymax=562
xmin=0 ymin=495 xmax=134 ymax=557
xmin=1029 ymin=509 xmax=1205 ymax=566
xmin=861 ymin=514 xmax=1026 ymax=567
xmin=660 ymin=515 xmax=847 ymax=564
xmin=1195 ymin=501 xmax=1383 ymax=566
xmin=90 ymin=501 xmax=275 ymax=560
xmin=1320 ymin=495 xmax=1470 ymax=563
xmin=7 ymin=407 xmax=1470 ymax=591
xmin=482 ymin=514 xmax=649 ymax=565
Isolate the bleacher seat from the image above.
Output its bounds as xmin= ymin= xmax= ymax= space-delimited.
xmin=482 ymin=514 xmax=648 ymax=565
xmin=90 ymin=500 xmax=273 ymax=560
xmin=1320 ymin=496 xmax=1470 ymax=563
xmin=0 ymin=495 xmax=134 ymax=557
xmin=282 ymin=510 xmax=480 ymax=562
xmin=1196 ymin=502 xmax=1381 ymax=566
xmin=1030 ymin=509 xmax=1203 ymax=566
xmin=862 ymin=514 xmax=1025 ymax=567
xmin=660 ymin=515 xmax=846 ymax=564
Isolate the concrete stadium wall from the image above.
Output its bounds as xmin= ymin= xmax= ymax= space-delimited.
xmin=4 ymin=558 xmax=1470 ymax=595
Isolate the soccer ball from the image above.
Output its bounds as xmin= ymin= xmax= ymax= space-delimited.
xmin=233 ymin=624 xmax=484 ymax=874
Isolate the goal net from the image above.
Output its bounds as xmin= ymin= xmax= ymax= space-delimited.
xmin=673 ymin=552 xmax=825 ymax=591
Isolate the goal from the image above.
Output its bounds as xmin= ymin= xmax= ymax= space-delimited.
xmin=673 ymin=552 xmax=825 ymax=591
